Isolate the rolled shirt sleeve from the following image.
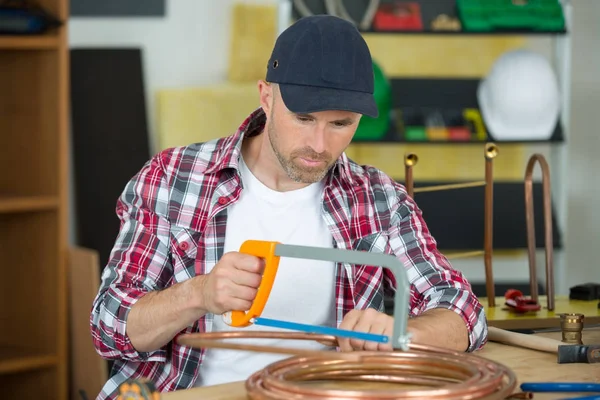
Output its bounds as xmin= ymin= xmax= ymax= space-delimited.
xmin=387 ymin=191 xmax=488 ymax=352
xmin=89 ymin=152 xmax=174 ymax=362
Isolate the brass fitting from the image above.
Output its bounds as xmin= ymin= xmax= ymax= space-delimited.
xmin=404 ymin=153 xmax=418 ymax=167
xmin=485 ymin=142 xmax=499 ymax=160
xmin=560 ymin=313 xmax=585 ymax=344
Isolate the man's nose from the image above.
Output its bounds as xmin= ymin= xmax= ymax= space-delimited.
xmin=309 ymin=126 xmax=327 ymax=154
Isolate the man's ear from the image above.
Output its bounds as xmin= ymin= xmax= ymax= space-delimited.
xmin=257 ymin=80 xmax=274 ymax=115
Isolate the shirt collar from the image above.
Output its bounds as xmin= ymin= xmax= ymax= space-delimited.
xmin=204 ymin=108 xmax=355 ymax=186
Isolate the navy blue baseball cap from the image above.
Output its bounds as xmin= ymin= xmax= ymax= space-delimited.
xmin=266 ymin=15 xmax=378 ymax=118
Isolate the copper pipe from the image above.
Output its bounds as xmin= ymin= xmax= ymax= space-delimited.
xmin=524 ymin=154 xmax=555 ymax=311
xmin=177 ymin=331 xmax=360 ymax=361
xmin=506 ymin=393 xmax=534 ymax=399
xmin=413 ymin=180 xmax=486 ymax=193
xmin=177 ymin=331 xmax=518 ymax=399
xmin=484 ymin=142 xmax=498 ymax=308
xmin=404 ymin=152 xmax=418 ymax=198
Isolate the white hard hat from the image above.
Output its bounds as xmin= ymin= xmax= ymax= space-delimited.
xmin=477 ymin=49 xmax=561 ymax=141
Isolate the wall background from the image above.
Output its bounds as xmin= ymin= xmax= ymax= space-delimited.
xmin=67 ymin=0 xmax=600 ymax=293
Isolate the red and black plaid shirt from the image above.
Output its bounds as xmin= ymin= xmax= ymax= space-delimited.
xmin=90 ymin=108 xmax=487 ymax=399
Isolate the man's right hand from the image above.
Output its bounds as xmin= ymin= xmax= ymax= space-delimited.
xmin=196 ymin=251 xmax=265 ymax=315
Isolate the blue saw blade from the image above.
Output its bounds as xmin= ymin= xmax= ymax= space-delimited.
xmin=253 ymin=317 xmax=389 ymax=343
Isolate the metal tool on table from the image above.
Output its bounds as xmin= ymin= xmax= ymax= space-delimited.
xmin=504 ymin=288 xmax=541 ymax=313
xmin=221 ymin=240 xmax=412 ymax=350
xmin=488 ymin=326 xmax=600 ymax=364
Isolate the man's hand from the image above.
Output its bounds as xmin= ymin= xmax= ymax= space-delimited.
xmin=126 ymin=251 xmax=264 ymax=353
xmin=196 ymin=251 xmax=265 ymax=315
xmin=337 ymin=307 xmax=470 ymax=353
xmin=337 ymin=308 xmax=394 ymax=352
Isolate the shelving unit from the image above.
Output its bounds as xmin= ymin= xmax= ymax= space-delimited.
xmin=0 ymin=0 xmax=69 ymax=399
xmin=276 ymin=0 xmax=573 ymax=297
xmin=352 ymin=77 xmax=565 ymax=144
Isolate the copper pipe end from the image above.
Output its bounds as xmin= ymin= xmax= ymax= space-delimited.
xmin=485 ymin=142 xmax=499 ymax=160
xmin=404 ymin=152 xmax=418 ymax=167
xmin=404 ymin=152 xmax=418 ymax=198
xmin=507 ymin=392 xmax=534 ymax=399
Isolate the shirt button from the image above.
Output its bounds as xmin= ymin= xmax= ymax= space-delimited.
xmin=180 ymin=242 xmax=189 ymax=251
xmin=218 ymin=196 xmax=228 ymax=205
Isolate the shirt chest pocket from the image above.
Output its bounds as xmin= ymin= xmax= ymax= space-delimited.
xmin=170 ymin=225 xmax=202 ymax=282
xmin=349 ymin=232 xmax=391 ymax=311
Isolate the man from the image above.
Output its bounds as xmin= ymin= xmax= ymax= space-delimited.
xmin=90 ymin=14 xmax=487 ymax=399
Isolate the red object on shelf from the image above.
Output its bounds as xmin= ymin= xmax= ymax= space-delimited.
xmin=372 ymin=2 xmax=423 ymax=31
xmin=448 ymin=127 xmax=471 ymax=141
xmin=504 ymin=289 xmax=541 ymax=313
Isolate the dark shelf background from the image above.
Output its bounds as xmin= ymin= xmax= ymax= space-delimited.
xmin=403 ymin=180 xmax=562 ymax=250
xmin=292 ymin=0 xmax=567 ymax=35
xmin=352 ymin=78 xmax=564 ymax=144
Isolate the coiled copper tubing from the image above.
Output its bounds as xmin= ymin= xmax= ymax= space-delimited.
xmin=177 ymin=331 xmax=519 ymax=399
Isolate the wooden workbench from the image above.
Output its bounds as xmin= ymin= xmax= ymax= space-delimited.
xmin=161 ymin=327 xmax=600 ymax=400
xmin=482 ymin=295 xmax=600 ymax=330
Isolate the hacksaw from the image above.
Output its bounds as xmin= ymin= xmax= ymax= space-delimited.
xmin=221 ymin=240 xmax=412 ymax=350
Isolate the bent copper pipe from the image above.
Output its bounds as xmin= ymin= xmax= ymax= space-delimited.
xmin=524 ymin=154 xmax=555 ymax=311
xmin=484 ymin=142 xmax=498 ymax=307
xmin=404 ymin=152 xmax=418 ymax=198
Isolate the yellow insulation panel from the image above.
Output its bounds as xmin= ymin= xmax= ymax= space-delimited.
xmin=363 ymin=35 xmax=526 ymax=77
xmin=227 ymin=3 xmax=277 ymax=83
xmin=347 ymin=143 xmax=525 ymax=181
xmin=155 ymin=83 xmax=260 ymax=151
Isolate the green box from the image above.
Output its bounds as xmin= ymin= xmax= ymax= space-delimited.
xmin=456 ymin=0 xmax=566 ymax=32
xmin=404 ymin=126 xmax=427 ymax=142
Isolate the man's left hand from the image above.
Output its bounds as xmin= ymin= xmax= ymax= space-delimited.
xmin=337 ymin=308 xmax=393 ymax=352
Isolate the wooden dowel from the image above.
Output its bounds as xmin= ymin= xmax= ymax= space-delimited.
xmin=487 ymin=327 xmax=560 ymax=354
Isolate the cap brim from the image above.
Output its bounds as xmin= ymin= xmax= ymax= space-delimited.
xmin=279 ymin=83 xmax=379 ymax=118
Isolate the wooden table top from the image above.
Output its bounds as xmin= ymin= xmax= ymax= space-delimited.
xmin=162 ymin=327 xmax=600 ymax=400
xmin=482 ymin=296 xmax=600 ymax=330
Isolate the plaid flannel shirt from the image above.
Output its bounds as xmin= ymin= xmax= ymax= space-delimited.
xmin=90 ymin=108 xmax=487 ymax=399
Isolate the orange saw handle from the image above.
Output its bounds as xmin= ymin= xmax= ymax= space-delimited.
xmin=223 ymin=240 xmax=281 ymax=327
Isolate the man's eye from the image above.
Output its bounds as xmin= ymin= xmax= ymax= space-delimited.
xmin=297 ymin=116 xmax=312 ymax=122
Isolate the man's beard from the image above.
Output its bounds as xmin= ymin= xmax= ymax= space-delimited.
xmin=267 ymin=119 xmax=334 ymax=184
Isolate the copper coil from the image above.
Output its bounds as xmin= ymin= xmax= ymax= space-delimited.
xmin=177 ymin=331 xmax=519 ymax=400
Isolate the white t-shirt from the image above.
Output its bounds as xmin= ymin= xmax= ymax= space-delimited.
xmin=195 ymin=156 xmax=336 ymax=387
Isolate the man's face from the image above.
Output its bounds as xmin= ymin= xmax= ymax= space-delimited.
xmin=262 ymin=84 xmax=361 ymax=184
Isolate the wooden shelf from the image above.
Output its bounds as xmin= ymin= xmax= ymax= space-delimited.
xmin=292 ymin=0 xmax=568 ymax=38
xmin=0 ymin=35 xmax=60 ymax=50
xmin=0 ymin=346 xmax=57 ymax=375
xmin=361 ymin=27 xmax=566 ymax=36
xmin=0 ymin=196 xmax=59 ymax=213
xmin=0 ymin=1 xmax=68 ymax=397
